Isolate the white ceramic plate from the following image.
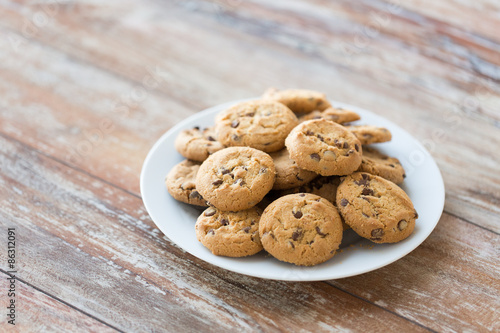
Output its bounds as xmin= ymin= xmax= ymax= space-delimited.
xmin=140 ymin=99 xmax=445 ymax=281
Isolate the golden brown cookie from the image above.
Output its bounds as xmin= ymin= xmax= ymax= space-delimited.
xmin=195 ymin=206 xmax=263 ymax=257
xmin=215 ymin=100 xmax=298 ymax=153
xmin=196 ymin=147 xmax=276 ymax=211
xmin=165 ymin=160 xmax=208 ymax=207
xmin=358 ymin=146 xmax=406 ymax=184
xmin=259 ymin=193 xmax=343 ymax=266
xmin=262 ymin=88 xmax=331 ymax=113
xmin=174 ymin=126 xmax=225 ymax=162
xmin=285 ymin=119 xmax=363 ymax=176
xmin=336 ymin=172 xmax=418 ymax=243
xmin=270 ymin=148 xmax=318 ymax=190
xmin=346 ymin=125 xmax=392 ymax=145
xmin=299 ymin=107 xmax=361 ymax=124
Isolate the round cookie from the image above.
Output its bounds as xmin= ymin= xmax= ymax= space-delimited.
xmin=299 ymin=107 xmax=361 ymax=124
xmin=196 ymin=147 xmax=276 ymax=211
xmin=270 ymin=148 xmax=318 ymax=190
xmin=346 ymin=125 xmax=392 ymax=145
xmin=285 ymin=119 xmax=363 ymax=176
xmin=336 ymin=172 xmax=418 ymax=243
xmin=358 ymin=146 xmax=406 ymax=184
xmin=259 ymin=193 xmax=343 ymax=266
xmin=262 ymin=88 xmax=331 ymax=113
xmin=215 ymin=100 xmax=298 ymax=153
xmin=175 ymin=126 xmax=225 ymax=162
xmin=196 ymin=206 xmax=263 ymax=257
xmin=165 ymin=160 xmax=208 ymax=207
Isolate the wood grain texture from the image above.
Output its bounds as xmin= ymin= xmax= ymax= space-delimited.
xmin=0 ymin=0 xmax=499 ymax=331
xmin=0 ymin=272 xmax=117 ymax=333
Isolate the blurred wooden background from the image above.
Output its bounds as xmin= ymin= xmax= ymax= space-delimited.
xmin=0 ymin=0 xmax=499 ymax=332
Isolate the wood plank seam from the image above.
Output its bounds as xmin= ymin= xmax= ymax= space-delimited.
xmin=445 ymin=210 xmax=500 ymax=236
xmin=0 ymin=268 xmax=123 ymax=332
xmin=0 ymin=24 xmax=203 ymax=111
xmin=324 ymin=281 xmax=438 ymax=333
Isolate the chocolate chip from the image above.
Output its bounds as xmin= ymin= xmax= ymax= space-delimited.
xmin=289 ymin=241 xmax=295 ymax=249
xmin=250 ymin=220 xmax=255 ymax=225
xmin=355 ymin=144 xmax=360 ymax=152
xmin=299 ymin=193 xmax=306 ymax=197
xmin=316 ymin=226 xmax=326 ymax=236
xmin=189 ymin=191 xmax=202 ymax=199
xmin=414 ymin=210 xmax=419 ymax=219
xmin=207 ymin=136 xmax=216 ymax=141
xmin=362 ymin=197 xmax=370 ymax=202
xmin=398 ymin=220 xmax=408 ymax=231
xmin=208 ymin=229 xmax=215 ymax=235
xmin=231 ymin=120 xmax=240 ymax=128
xmin=232 ymin=134 xmax=240 ymax=141
xmin=292 ymin=229 xmax=302 ymax=241
xmin=340 ymin=198 xmax=348 ymax=207
xmin=335 ymin=140 xmax=342 ymax=148
xmin=389 ymin=164 xmax=395 ymax=168
xmin=343 ymin=142 xmax=349 ymax=149
xmin=310 ymin=153 xmax=321 ymax=161
xmin=403 ymin=174 xmax=407 ymax=178
xmin=204 ymin=208 xmax=216 ymax=217
xmin=371 ymin=228 xmax=384 ymax=238
xmin=361 ymin=188 xmax=374 ymax=196
xmin=306 ymin=130 xmax=314 ymax=136
xmin=362 ymin=212 xmax=369 ymax=218
xmin=221 ymin=168 xmax=230 ymax=175
xmin=362 ymin=174 xmax=371 ymax=180
xmin=245 ymin=112 xmax=255 ymax=117
xmin=293 ymin=211 xmax=303 ymax=219
xmin=259 ymin=167 xmax=268 ymax=174
xmin=194 ymin=126 xmax=200 ymax=130
xmin=317 ymin=134 xmax=325 ymax=142
xmin=243 ymin=227 xmax=251 ymax=233
xmin=296 ymin=175 xmax=304 ymax=181
xmin=220 ymin=218 xmax=229 ymax=226
xmin=212 ymin=179 xmax=223 ymax=186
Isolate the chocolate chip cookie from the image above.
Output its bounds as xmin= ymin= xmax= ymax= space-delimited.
xmin=346 ymin=125 xmax=392 ymax=145
xmin=165 ymin=160 xmax=208 ymax=207
xmin=299 ymin=107 xmax=361 ymax=124
xmin=259 ymin=193 xmax=343 ymax=266
xmin=336 ymin=172 xmax=418 ymax=243
xmin=175 ymin=126 xmax=225 ymax=162
xmin=262 ymin=88 xmax=332 ymax=113
xmin=196 ymin=147 xmax=276 ymax=211
xmin=358 ymin=146 xmax=406 ymax=184
xmin=196 ymin=206 xmax=263 ymax=257
xmin=270 ymin=148 xmax=318 ymax=190
xmin=285 ymin=119 xmax=363 ymax=176
xmin=215 ymin=100 xmax=298 ymax=153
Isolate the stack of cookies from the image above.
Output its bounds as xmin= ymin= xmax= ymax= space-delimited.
xmin=166 ymin=88 xmax=418 ymax=266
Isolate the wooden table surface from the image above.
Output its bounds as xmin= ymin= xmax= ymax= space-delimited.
xmin=1 ymin=0 xmax=499 ymax=332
